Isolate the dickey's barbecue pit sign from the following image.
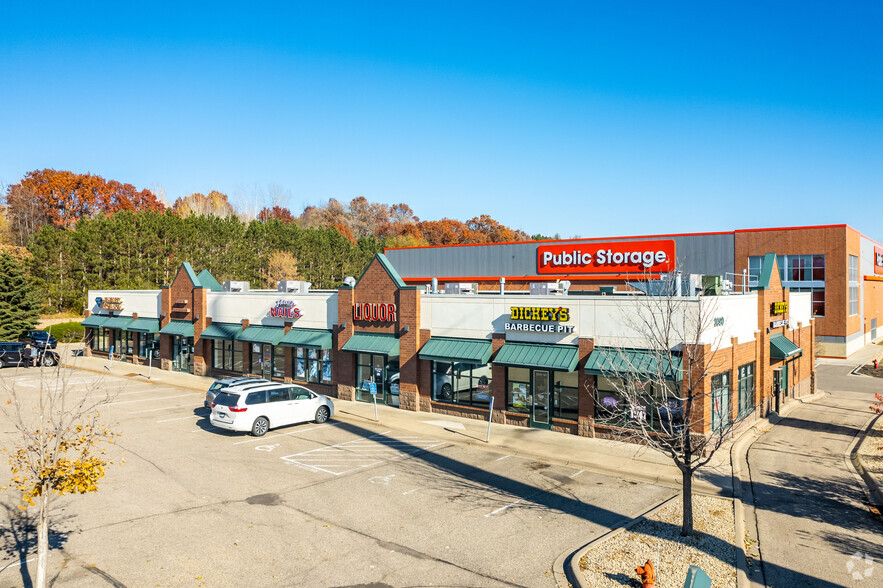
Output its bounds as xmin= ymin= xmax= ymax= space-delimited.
xmin=537 ymin=240 xmax=676 ymax=275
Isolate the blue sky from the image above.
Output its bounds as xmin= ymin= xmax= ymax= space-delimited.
xmin=1 ymin=1 xmax=881 ymax=239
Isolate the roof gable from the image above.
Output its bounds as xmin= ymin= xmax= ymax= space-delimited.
xmin=351 ymin=253 xmax=416 ymax=290
xmin=197 ymin=269 xmax=224 ymax=292
xmin=754 ymin=253 xmax=782 ymax=290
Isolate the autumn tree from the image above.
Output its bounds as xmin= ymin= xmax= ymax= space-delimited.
xmin=171 ymin=190 xmax=236 ymax=218
xmin=1 ymin=367 xmax=120 ymax=588
xmin=258 ymin=206 xmax=296 ymax=224
xmin=466 ymin=214 xmax=528 ymax=243
xmin=0 ymin=252 xmax=41 ymax=340
xmin=417 ymin=219 xmax=480 ymax=245
xmin=4 ymin=169 xmax=164 ymax=245
xmin=266 ymin=250 xmax=300 ymax=287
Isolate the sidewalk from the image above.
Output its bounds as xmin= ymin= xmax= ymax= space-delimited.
xmin=60 ymin=344 xmax=733 ymax=496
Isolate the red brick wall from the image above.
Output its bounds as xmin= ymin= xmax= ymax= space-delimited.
xmin=577 ymin=337 xmax=595 ymax=437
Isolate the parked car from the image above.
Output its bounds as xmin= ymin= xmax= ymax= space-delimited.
xmin=210 ymin=383 xmax=334 ymax=436
xmin=204 ymin=376 xmax=268 ymax=409
xmin=19 ymin=330 xmax=58 ymax=350
xmin=0 ymin=342 xmax=59 ymax=368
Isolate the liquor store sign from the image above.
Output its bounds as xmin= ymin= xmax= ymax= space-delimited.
xmin=354 ymin=302 xmax=397 ymax=322
xmin=96 ymin=296 xmax=123 ymax=311
xmin=505 ymin=306 xmax=575 ymax=333
xmin=537 ymin=240 xmax=676 ymax=274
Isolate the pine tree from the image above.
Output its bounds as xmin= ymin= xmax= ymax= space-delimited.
xmin=0 ymin=252 xmax=41 ymax=340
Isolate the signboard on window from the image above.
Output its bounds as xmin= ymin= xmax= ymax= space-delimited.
xmin=536 ymin=240 xmax=675 ymax=275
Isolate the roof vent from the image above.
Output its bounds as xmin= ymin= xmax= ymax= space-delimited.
xmin=445 ymin=282 xmax=476 ymax=295
xmin=223 ymin=281 xmax=250 ymax=293
xmin=277 ymin=280 xmax=311 ymax=293
xmin=530 ymin=282 xmax=558 ymax=295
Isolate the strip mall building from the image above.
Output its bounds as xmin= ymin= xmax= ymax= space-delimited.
xmin=82 ymin=224 xmax=882 ymax=439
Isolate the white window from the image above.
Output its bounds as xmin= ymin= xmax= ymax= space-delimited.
xmin=849 ymin=255 xmax=859 ymax=316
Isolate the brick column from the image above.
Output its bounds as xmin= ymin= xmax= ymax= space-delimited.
xmin=192 ymin=287 xmax=208 ymax=376
xmin=160 ymin=286 xmax=172 ymax=371
xmin=577 ymin=337 xmax=595 ymax=437
xmin=240 ymin=319 xmax=251 ymax=375
xmin=419 ymin=328 xmax=433 ymax=411
xmin=334 ymin=288 xmax=355 ymax=400
xmin=397 ymin=288 xmax=421 ymax=412
xmin=83 ymin=310 xmax=93 ymax=357
xmin=491 ymin=334 xmax=506 ymax=424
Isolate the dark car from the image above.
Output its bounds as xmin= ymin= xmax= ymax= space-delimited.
xmin=19 ymin=330 xmax=58 ymax=350
xmin=0 ymin=342 xmax=59 ymax=368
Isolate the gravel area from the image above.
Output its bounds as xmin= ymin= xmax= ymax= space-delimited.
xmin=857 ymin=418 xmax=883 ymax=487
xmin=579 ymin=494 xmax=736 ymax=587
xmin=855 ymin=364 xmax=883 ymax=378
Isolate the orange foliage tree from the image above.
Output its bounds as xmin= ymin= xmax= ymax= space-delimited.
xmin=171 ymin=190 xmax=236 ymax=217
xmin=5 ymin=169 xmax=164 ymax=245
xmin=258 ymin=205 xmax=296 ymax=223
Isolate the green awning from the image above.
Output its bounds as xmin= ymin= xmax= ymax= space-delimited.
xmin=103 ymin=316 xmax=133 ymax=330
xmin=126 ymin=318 xmax=160 ymax=334
xmin=419 ymin=337 xmax=493 ymax=364
xmin=280 ymin=328 xmax=333 ymax=349
xmin=494 ymin=342 xmax=579 ymax=372
xmin=238 ymin=325 xmax=284 ymax=345
xmin=200 ymin=322 xmax=242 ymax=340
xmin=159 ymin=320 xmax=194 ymax=337
xmin=770 ymin=333 xmax=802 ymax=360
xmin=81 ymin=315 xmax=108 ymax=328
xmin=341 ymin=332 xmax=399 ymax=356
xmin=585 ymin=347 xmax=682 ymax=380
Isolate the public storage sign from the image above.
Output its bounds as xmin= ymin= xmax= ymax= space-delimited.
xmin=536 ymin=240 xmax=676 ymax=274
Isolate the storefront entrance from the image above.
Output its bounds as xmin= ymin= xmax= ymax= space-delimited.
xmin=529 ymin=370 xmax=552 ymax=429
xmin=172 ymin=335 xmax=193 ymax=373
xmin=356 ymin=353 xmax=400 ymax=407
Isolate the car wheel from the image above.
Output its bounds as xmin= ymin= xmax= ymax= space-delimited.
xmin=42 ymin=356 xmax=56 ymax=367
xmin=440 ymin=383 xmax=452 ymax=399
xmin=478 ymin=375 xmax=489 ymax=386
xmin=251 ymin=417 xmax=270 ymax=437
xmin=315 ymin=406 xmax=330 ymax=423
xmin=0 ymin=359 xmax=4 ymax=369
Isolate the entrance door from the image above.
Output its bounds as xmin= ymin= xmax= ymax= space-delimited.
xmin=530 ymin=370 xmax=551 ymax=429
xmin=261 ymin=344 xmax=273 ymax=380
xmin=172 ymin=336 xmax=193 ymax=373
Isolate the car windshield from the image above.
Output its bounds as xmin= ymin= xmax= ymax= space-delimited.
xmin=33 ymin=332 xmax=48 ymax=339
xmin=213 ymin=392 xmax=240 ymax=407
xmin=209 ymin=382 xmax=226 ymax=392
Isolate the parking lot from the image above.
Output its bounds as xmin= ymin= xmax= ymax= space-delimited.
xmin=0 ymin=366 xmax=674 ymax=587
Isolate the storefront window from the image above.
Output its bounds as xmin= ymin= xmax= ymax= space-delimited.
xmin=273 ymin=346 xmax=286 ymax=379
xmin=750 ymin=254 xmax=825 ymax=316
xmin=137 ymin=333 xmax=156 ymax=358
xmin=595 ymin=376 xmax=681 ymax=432
xmin=552 ymin=370 xmax=578 ymax=421
xmin=506 ymin=367 xmax=531 ymax=414
xmin=250 ymin=343 xmax=263 ymax=376
xmin=292 ymin=347 xmax=332 ymax=385
xmin=431 ymin=361 xmax=493 ymax=407
xmin=737 ymin=363 xmax=755 ymax=420
xmin=711 ymin=371 xmax=731 ymax=432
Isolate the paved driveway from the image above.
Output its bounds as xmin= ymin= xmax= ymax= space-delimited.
xmin=749 ymin=362 xmax=883 ymax=587
xmin=0 ymin=368 xmax=675 ymax=587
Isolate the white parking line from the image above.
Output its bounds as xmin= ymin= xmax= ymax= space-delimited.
xmin=127 ymin=405 xmax=190 ymax=414
xmin=569 ymin=470 xmax=585 ymax=479
xmin=157 ymin=415 xmax=199 ymax=423
xmin=485 ymin=499 xmax=523 ymax=518
xmin=494 ymin=455 xmax=511 ymax=462
xmin=106 ymin=393 xmax=194 ymax=406
xmin=232 ymin=424 xmax=335 ymax=445
xmin=281 ymin=432 xmax=444 ymax=476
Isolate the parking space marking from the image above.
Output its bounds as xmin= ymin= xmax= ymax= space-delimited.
xmin=281 ymin=432 xmax=444 ymax=476
xmin=127 ymin=404 xmax=192 ymax=414
xmin=157 ymin=415 xmax=199 ymax=423
xmin=494 ymin=455 xmax=511 ymax=462
xmin=569 ymin=470 xmax=585 ymax=479
xmin=485 ymin=499 xmax=523 ymax=518
xmin=105 ymin=393 xmax=194 ymax=406
xmin=231 ymin=423 xmax=335 ymax=445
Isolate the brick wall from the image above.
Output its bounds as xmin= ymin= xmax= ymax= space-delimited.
xmin=577 ymin=337 xmax=595 ymax=437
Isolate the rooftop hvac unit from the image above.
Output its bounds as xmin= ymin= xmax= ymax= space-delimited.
xmin=277 ymin=280 xmax=312 ymax=293
xmin=530 ymin=282 xmax=559 ymax=295
xmin=688 ymin=274 xmax=703 ymax=296
xmin=223 ymin=281 xmax=250 ymax=293
xmin=721 ymin=279 xmax=734 ymax=293
xmin=444 ymin=282 xmax=476 ymax=294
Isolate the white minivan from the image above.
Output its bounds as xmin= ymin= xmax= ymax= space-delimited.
xmin=210 ymin=383 xmax=334 ymax=436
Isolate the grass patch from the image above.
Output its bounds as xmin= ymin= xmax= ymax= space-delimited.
xmin=45 ymin=321 xmax=86 ymax=343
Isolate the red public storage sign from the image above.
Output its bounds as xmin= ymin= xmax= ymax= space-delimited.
xmin=536 ymin=240 xmax=676 ymax=274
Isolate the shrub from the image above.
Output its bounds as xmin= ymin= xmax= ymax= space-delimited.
xmin=45 ymin=321 xmax=85 ymax=343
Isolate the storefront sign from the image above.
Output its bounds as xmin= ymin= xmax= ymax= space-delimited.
xmin=876 ymin=247 xmax=883 ymax=275
xmin=505 ymin=306 xmax=574 ymax=333
xmin=269 ymin=300 xmax=302 ymax=319
xmin=536 ymin=240 xmax=676 ymax=274
xmin=770 ymin=319 xmax=788 ymax=329
xmin=771 ymin=301 xmax=788 ymax=315
xmin=353 ymin=302 xmax=397 ymax=322
xmin=97 ymin=296 xmax=124 ymax=311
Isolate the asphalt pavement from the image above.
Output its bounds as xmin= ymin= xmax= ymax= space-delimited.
xmin=748 ymin=344 xmax=883 ymax=587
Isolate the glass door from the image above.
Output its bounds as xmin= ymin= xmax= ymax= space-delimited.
xmin=172 ymin=336 xmax=194 ymax=373
xmin=261 ymin=344 xmax=273 ymax=379
xmin=530 ymin=370 xmax=551 ymax=429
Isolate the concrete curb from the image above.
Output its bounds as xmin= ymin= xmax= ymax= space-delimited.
xmin=552 ymin=494 xmax=679 ymax=588
xmin=847 ymin=412 xmax=883 ymax=508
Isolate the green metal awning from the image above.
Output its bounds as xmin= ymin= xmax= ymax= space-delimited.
xmin=280 ymin=328 xmax=333 ymax=349
xmin=494 ymin=342 xmax=579 ymax=372
xmin=200 ymin=322 xmax=242 ymax=340
xmin=159 ymin=320 xmax=194 ymax=337
xmin=584 ymin=347 xmax=682 ymax=380
xmin=237 ymin=325 xmax=284 ymax=345
xmin=81 ymin=315 xmax=108 ymax=328
xmin=126 ymin=318 xmax=160 ymax=333
xmin=341 ymin=332 xmax=399 ymax=356
xmin=770 ymin=333 xmax=802 ymax=360
xmin=419 ymin=337 xmax=493 ymax=364
xmin=103 ymin=316 xmax=133 ymax=330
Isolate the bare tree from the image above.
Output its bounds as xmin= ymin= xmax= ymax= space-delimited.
xmin=1 ymin=356 xmax=120 ymax=587
xmin=591 ymin=270 xmax=734 ymax=536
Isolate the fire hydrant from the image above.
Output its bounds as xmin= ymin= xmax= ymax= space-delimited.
xmin=874 ymin=359 xmax=879 ymax=370
xmin=636 ymin=559 xmax=656 ymax=588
